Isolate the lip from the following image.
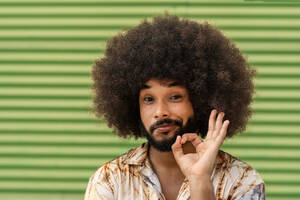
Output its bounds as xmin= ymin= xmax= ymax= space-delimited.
xmin=156 ymin=125 xmax=174 ymax=132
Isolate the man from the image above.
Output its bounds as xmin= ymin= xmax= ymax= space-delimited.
xmin=85 ymin=14 xmax=265 ymax=200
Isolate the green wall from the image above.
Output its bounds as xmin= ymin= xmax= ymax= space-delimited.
xmin=0 ymin=0 xmax=300 ymax=199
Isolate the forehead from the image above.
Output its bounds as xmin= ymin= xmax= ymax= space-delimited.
xmin=140 ymin=78 xmax=187 ymax=91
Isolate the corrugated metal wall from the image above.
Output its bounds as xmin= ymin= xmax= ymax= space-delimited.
xmin=0 ymin=0 xmax=299 ymax=199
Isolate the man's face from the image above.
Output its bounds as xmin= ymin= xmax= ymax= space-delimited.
xmin=139 ymin=78 xmax=197 ymax=152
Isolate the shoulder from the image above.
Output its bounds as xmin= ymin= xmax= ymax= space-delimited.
xmin=213 ymin=150 xmax=265 ymax=199
xmin=84 ymin=153 xmax=127 ymax=199
xmin=218 ymin=150 xmax=263 ymax=183
xmin=84 ymin=145 xmax=145 ymax=200
xmin=88 ymin=143 xmax=148 ymax=185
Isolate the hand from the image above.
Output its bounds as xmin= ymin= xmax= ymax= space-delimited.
xmin=171 ymin=109 xmax=229 ymax=180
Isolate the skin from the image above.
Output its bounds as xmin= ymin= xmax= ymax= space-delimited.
xmin=172 ymin=111 xmax=229 ymax=200
xmin=139 ymin=78 xmax=230 ymax=200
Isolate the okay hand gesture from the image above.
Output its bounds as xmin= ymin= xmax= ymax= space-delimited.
xmin=171 ymin=109 xmax=229 ymax=180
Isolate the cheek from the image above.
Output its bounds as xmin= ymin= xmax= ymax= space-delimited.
xmin=186 ymin=104 xmax=195 ymax=117
xmin=139 ymin=105 xmax=153 ymax=129
xmin=173 ymin=104 xmax=194 ymax=122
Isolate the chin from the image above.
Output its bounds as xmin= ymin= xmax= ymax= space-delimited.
xmin=147 ymin=130 xmax=180 ymax=152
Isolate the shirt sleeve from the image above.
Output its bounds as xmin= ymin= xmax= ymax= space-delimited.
xmin=84 ymin=166 xmax=117 ymax=200
xmin=235 ymin=183 xmax=265 ymax=200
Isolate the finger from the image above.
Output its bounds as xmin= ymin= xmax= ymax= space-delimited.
xmin=171 ymin=136 xmax=184 ymax=160
xmin=216 ymin=120 xmax=230 ymax=146
xmin=181 ymin=133 xmax=198 ymax=140
xmin=213 ymin=112 xmax=225 ymax=138
xmin=181 ymin=133 xmax=202 ymax=147
xmin=207 ymin=109 xmax=217 ymax=140
xmin=181 ymin=136 xmax=187 ymax=144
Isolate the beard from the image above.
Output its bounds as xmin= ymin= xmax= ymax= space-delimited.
xmin=139 ymin=117 xmax=199 ymax=152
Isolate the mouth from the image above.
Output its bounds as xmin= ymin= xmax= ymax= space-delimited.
xmin=156 ymin=124 xmax=175 ymax=133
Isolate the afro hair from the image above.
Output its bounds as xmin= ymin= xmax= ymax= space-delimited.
xmin=92 ymin=14 xmax=256 ymax=139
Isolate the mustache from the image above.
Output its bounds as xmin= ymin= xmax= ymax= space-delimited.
xmin=149 ymin=118 xmax=183 ymax=134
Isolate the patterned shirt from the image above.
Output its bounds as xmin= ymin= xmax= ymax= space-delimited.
xmin=84 ymin=143 xmax=265 ymax=200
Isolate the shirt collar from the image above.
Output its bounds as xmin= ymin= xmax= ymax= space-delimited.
xmin=122 ymin=142 xmax=228 ymax=166
xmin=122 ymin=142 xmax=149 ymax=166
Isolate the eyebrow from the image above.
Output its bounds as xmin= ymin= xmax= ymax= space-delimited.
xmin=141 ymin=81 xmax=179 ymax=90
xmin=167 ymin=81 xmax=179 ymax=87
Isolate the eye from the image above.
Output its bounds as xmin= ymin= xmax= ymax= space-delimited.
xmin=143 ymin=96 xmax=154 ymax=103
xmin=170 ymin=94 xmax=183 ymax=101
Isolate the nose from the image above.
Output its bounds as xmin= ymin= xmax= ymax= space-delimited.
xmin=154 ymin=101 xmax=170 ymax=119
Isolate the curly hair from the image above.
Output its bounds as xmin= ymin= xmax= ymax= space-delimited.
xmin=92 ymin=14 xmax=256 ymax=139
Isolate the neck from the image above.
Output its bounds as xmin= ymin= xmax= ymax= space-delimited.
xmin=148 ymin=142 xmax=196 ymax=170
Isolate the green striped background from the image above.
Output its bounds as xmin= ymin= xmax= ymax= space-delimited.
xmin=0 ymin=0 xmax=300 ymax=199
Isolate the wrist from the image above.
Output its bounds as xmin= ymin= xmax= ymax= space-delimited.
xmin=188 ymin=176 xmax=215 ymax=200
xmin=187 ymin=174 xmax=212 ymax=183
xmin=188 ymin=175 xmax=213 ymax=190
